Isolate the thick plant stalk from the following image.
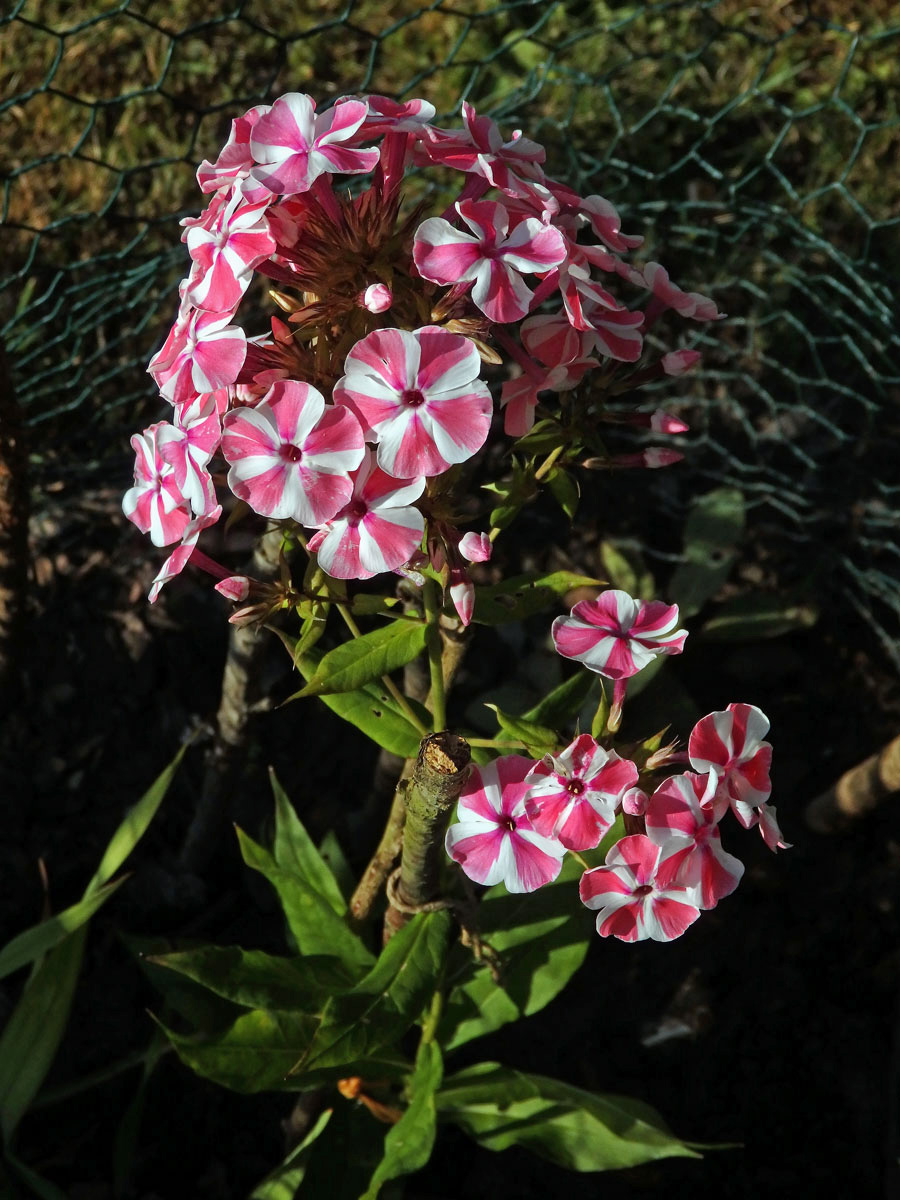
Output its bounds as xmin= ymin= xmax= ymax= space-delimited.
xmin=180 ymin=525 xmax=284 ymax=872
xmin=383 ymin=732 xmax=470 ymax=941
xmin=806 ymin=732 xmax=900 ymax=833
xmin=0 ymin=338 xmax=28 ymax=713
xmin=349 ymin=770 xmax=412 ymax=925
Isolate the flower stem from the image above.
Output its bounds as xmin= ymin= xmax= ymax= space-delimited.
xmin=335 ymin=602 xmax=430 ymax=736
xmin=422 ymin=578 xmax=447 ymax=732
xmin=488 ymin=445 xmax=567 ymax=543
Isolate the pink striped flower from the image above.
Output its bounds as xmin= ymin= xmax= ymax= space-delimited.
xmin=151 ymin=307 xmax=247 ymax=409
xmin=123 ymin=424 xmax=192 ymax=547
xmin=249 ymin=94 xmax=379 ymax=196
xmin=148 ymin=504 xmax=223 ymax=604
xmin=419 ymin=102 xmax=545 ymax=189
xmin=361 ymin=95 xmax=436 ymax=135
xmin=333 ymin=326 xmax=492 ymax=479
xmin=641 ymin=262 xmax=722 ymax=322
xmin=221 ymin=380 xmax=364 ymax=525
xmin=156 ymin=391 xmax=225 ymax=516
xmin=413 ymin=199 xmax=566 ymax=324
xmin=445 ymin=755 xmax=566 ymax=893
xmin=306 ymin=449 xmax=425 ymax=580
xmin=552 ymin=589 xmax=687 ymax=680
xmin=186 ymin=190 xmax=275 ymax=313
xmin=689 ymin=703 xmax=773 ymax=811
xmin=197 ymin=104 xmax=272 ymax=199
xmin=645 ymin=771 xmax=745 ymax=910
xmin=579 ymin=834 xmax=700 ymax=942
xmin=523 ymin=734 xmax=638 ymax=851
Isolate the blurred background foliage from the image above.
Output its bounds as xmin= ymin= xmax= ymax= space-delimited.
xmin=2 ymin=0 xmax=899 ymax=663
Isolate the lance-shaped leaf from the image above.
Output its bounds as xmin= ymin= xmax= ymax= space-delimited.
xmin=237 ymin=830 xmax=374 ymax=975
xmin=316 ymin=681 xmax=429 ymax=758
xmin=156 ymin=1007 xmax=411 ymax=1094
xmin=440 ymin=818 xmax=621 ymax=1051
xmin=0 ymin=927 xmax=87 ymax=1141
xmin=362 ymin=1041 xmax=443 ymax=1200
xmin=291 ymin=911 xmax=451 ymax=1077
xmin=146 ymin=946 xmax=355 ymax=1011
xmin=250 ymin=1109 xmax=333 ymax=1199
xmin=289 ymin=620 xmax=427 ymax=699
xmin=437 ymin=1063 xmax=701 ymax=1169
xmin=668 ymin=487 xmax=745 ymax=619
xmin=270 ymin=769 xmax=346 ymax=915
xmin=0 ymin=879 xmax=125 ymax=981
xmin=524 ymin=670 xmax=597 ymax=729
xmin=473 ymin=572 xmax=602 ymax=625
xmin=485 ymin=704 xmax=558 ymax=756
xmin=439 ymin=855 xmax=590 ymax=1051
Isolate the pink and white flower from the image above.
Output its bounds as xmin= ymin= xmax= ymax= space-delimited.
xmin=645 ymin=771 xmax=745 ymax=910
xmin=689 ymin=703 xmax=773 ymax=811
xmin=249 ymin=94 xmax=379 ymax=195
xmin=156 ymin=391 xmax=225 ymax=515
xmin=413 ymin=199 xmax=566 ymax=324
xmin=122 ymin=424 xmax=192 ymax=547
xmin=523 ymin=734 xmax=638 ymax=850
xmin=579 ymin=834 xmax=700 ymax=942
xmin=641 ymin=262 xmax=722 ymax=322
xmin=306 ymin=449 xmax=425 ymax=580
xmin=445 ymin=755 xmax=566 ymax=893
xmin=361 ymin=95 xmax=436 ymax=135
xmin=552 ymin=589 xmax=688 ymax=679
xmin=197 ymin=104 xmax=272 ymax=199
xmin=152 ymin=308 xmax=247 ymax=409
xmin=221 ymin=379 xmax=364 ymax=525
xmin=186 ymin=190 xmax=275 ymax=313
xmin=420 ymin=102 xmax=545 ymax=189
xmin=333 ymin=326 xmax=492 ymax=479
xmin=148 ymin=504 xmax=222 ymax=603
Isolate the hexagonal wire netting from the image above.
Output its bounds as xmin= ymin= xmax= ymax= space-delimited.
xmin=2 ymin=0 xmax=899 ymax=664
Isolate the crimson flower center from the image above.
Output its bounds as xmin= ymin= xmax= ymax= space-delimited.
xmin=347 ymin=500 xmax=368 ymax=520
xmin=498 ymin=815 xmax=517 ymax=833
xmin=279 ymin=443 xmax=303 ymax=463
xmin=632 ymin=883 xmax=653 ymax=896
xmin=401 ymin=388 xmax=426 ymax=408
xmin=565 ymin=777 xmax=585 ymax=796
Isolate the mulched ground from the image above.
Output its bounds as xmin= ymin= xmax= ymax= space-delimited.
xmin=2 ymin=476 xmax=899 ymax=1200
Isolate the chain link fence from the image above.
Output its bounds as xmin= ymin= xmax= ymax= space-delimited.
xmin=2 ymin=0 xmax=899 ymax=662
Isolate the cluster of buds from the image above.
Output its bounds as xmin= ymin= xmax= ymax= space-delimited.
xmin=446 ymin=589 xmax=788 ymax=942
xmin=124 ymin=91 xmax=721 ymax=615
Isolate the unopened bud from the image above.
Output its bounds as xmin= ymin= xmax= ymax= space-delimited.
xmin=459 ymin=531 xmax=492 ymax=563
xmin=622 ymin=787 xmax=649 ymax=817
xmin=661 ymin=348 xmax=701 ymax=376
xmin=359 ymin=283 xmax=392 ymax=313
xmin=215 ymin=575 xmax=252 ymax=603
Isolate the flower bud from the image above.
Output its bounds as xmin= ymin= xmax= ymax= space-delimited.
xmin=359 ymin=283 xmax=393 ymax=313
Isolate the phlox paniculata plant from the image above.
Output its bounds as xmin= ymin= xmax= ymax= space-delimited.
xmin=124 ymin=91 xmax=789 ymax=1190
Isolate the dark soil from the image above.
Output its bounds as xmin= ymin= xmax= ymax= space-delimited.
xmin=2 ymin=474 xmax=899 ymax=1200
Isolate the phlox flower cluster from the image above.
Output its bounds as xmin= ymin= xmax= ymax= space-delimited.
xmin=446 ymin=590 xmax=788 ymax=943
xmin=125 ymin=91 xmax=721 ymax=614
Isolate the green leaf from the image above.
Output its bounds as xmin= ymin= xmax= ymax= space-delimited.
xmin=473 ymin=572 xmax=602 ymax=626
xmin=318 ymin=831 xmax=354 ymax=902
xmin=250 ymin=1109 xmax=333 ymax=1199
xmin=237 ymin=830 xmax=374 ymax=975
xmin=485 ymin=705 xmax=558 ymax=756
xmin=484 ymin=458 xmax=537 ymax=531
xmin=437 ymin=1063 xmax=701 ymax=1170
xmin=701 ymin=592 xmax=818 ymax=640
xmin=524 ymin=672 xmax=598 ymax=729
xmin=86 ymin=743 xmax=187 ymax=896
xmin=0 ymin=878 xmax=125 ymax=981
xmin=158 ymin=1008 xmax=411 ymax=1095
xmin=292 ymin=911 xmax=451 ymax=1077
xmin=439 ymin=856 xmax=591 ymax=1051
xmin=5 ymin=1149 xmax=68 ymax=1200
xmin=546 ymin=466 xmax=580 ymax=520
xmin=668 ymin=488 xmax=745 ymax=619
xmin=318 ymin=682 xmax=428 ymax=758
xmin=270 ymin=769 xmax=346 ymax=916
xmin=513 ymin=418 xmax=565 ymax=454
xmin=362 ymin=1041 xmax=443 ymax=1199
xmin=146 ymin=946 xmax=355 ymax=1011
xmin=290 ymin=621 xmax=427 ymax=699
xmin=0 ymin=927 xmax=87 ymax=1142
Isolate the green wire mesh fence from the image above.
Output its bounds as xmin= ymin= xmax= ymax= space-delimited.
xmin=2 ymin=0 xmax=899 ymax=662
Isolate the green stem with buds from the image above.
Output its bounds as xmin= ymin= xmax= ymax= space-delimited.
xmin=335 ymin=602 xmax=430 ymax=736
